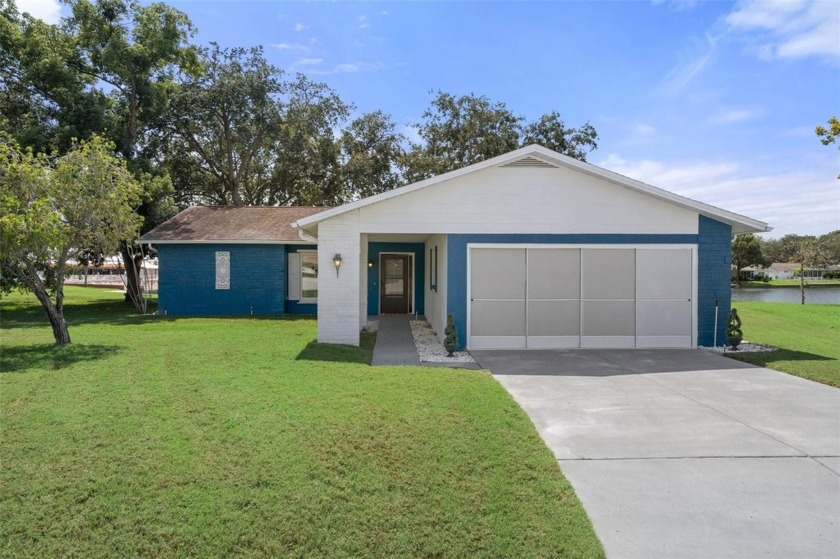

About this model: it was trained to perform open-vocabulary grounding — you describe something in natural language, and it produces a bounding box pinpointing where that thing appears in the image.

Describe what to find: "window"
[288,250,318,302]
[215,251,230,290]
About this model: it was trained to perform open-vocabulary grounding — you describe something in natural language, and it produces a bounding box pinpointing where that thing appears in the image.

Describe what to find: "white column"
[316,211,361,345]
[359,234,368,330]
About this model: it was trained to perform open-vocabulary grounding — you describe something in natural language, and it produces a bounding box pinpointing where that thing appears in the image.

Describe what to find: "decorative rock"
[701,342,778,354]
[409,320,476,363]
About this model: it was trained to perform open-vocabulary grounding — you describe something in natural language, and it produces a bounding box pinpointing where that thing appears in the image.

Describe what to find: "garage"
[468,245,695,349]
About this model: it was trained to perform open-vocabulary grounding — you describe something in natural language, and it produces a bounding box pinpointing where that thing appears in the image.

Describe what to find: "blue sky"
[21,0,840,237]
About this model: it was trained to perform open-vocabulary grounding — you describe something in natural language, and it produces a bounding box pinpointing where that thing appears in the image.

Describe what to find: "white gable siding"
[357,166,698,235]
[317,212,361,345]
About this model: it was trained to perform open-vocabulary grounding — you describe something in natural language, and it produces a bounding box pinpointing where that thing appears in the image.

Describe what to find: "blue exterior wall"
[446,233,700,350]
[697,216,732,347]
[285,245,318,315]
[157,243,318,316]
[367,242,425,316]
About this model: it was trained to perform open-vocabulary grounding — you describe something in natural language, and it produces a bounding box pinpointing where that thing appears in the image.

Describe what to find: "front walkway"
[474,349,840,559]
[370,316,420,366]
[370,316,481,368]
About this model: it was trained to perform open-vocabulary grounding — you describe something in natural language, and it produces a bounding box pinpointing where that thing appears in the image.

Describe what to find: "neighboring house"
[139,206,324,316]
[766,262,798,280]
[764,262,838,280]
[738,266,767,281]
[141,145,770,349]
[293,145,769,350]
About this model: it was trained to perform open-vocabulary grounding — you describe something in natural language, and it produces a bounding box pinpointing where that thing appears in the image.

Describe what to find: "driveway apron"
[473,349,840,559]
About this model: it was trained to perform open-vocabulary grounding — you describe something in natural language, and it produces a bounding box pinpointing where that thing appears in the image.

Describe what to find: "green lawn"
[1,287,603,558]
[739,279,840,287]
[727,301,840,387]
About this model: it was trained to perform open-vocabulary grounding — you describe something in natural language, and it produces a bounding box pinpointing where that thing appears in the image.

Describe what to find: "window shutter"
[288,252,301,300]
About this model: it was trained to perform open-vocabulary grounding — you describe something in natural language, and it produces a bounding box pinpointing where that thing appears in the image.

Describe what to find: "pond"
[732,286,840,304]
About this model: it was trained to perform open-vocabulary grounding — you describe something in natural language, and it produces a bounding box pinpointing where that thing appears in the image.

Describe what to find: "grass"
[726,301,840,387]
[1,287,603,558]
[739,279,840,287]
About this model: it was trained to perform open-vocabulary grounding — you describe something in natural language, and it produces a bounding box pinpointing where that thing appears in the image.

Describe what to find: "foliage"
[401,91,598,183]
[726,301,840,388]
[0,135,142,344]
[444,313,459,356]
[731,233,766,285]
[1,287,604,558]
[165,43,286,207]
[725,308,742,349]
[338,110,405,200]
[522,110,598,161]
[815,116,839,178]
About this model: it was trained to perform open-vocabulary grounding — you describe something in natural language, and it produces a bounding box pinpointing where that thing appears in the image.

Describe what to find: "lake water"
[732,286,840,304]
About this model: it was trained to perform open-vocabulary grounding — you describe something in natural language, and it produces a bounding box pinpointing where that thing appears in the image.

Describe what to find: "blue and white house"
[293,145,770,350]
[142,145,769,349]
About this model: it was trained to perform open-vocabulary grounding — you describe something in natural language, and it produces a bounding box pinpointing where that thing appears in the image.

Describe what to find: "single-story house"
[738,266,767,281]
[141,145,770,349]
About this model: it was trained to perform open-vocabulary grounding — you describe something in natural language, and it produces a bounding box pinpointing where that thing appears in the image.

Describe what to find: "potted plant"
[726,308,743,351]
[444,314,459,357]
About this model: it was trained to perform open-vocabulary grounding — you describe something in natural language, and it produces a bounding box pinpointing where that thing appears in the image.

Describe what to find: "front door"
[380,254,411,314]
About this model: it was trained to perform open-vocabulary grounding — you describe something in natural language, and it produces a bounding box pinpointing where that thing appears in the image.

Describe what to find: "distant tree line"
[732,231,840,304]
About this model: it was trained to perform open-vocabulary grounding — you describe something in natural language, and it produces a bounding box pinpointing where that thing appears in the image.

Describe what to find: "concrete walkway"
[370,316,420,366]
[474,349,840,559]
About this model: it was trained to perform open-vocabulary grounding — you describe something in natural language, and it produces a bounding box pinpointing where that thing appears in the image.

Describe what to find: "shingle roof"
[769,263,799,272]
[139,206,327,243]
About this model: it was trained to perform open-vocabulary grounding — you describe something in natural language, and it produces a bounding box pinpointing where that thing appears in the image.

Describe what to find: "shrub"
[726,308,743,350]
[444,314,459,356]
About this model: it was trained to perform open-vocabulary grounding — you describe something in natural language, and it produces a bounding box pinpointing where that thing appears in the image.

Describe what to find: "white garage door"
[469,247,693,350]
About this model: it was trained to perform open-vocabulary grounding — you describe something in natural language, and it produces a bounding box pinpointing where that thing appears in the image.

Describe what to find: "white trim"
[294,145,770,234]
[378,252,415,315]
[466,243,698,350]
[470,336,527,350]
[292,249,318,303]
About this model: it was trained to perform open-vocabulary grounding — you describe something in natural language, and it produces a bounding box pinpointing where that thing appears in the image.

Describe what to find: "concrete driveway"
[473,349,840,559]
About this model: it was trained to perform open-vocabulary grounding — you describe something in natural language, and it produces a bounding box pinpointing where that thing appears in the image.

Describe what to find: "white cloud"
[296,58,324,66]
[709,108,763,124]
[600,154,739,188]
[271,42,310,52]
[658,32,720,95]
[293,22,309,32]
[635,123,657,136]
[304,61,383,75]
[358,15,370,29]
[651,0,701,11]
[598,153,839,236]
[16,0,61,24]
[725,0,840,60]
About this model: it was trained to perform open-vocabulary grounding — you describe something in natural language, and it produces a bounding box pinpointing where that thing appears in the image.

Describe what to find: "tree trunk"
[800,265,806,305]
[120,242,144,311]
[29,278,71,345]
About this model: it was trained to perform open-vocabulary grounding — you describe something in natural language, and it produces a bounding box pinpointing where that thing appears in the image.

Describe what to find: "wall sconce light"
[368,259,374,268]
[333,253,342,277]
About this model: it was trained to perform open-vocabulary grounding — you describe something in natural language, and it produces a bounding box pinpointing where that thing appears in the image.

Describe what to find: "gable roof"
[294,144,771,235]
[139,206,326,244]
